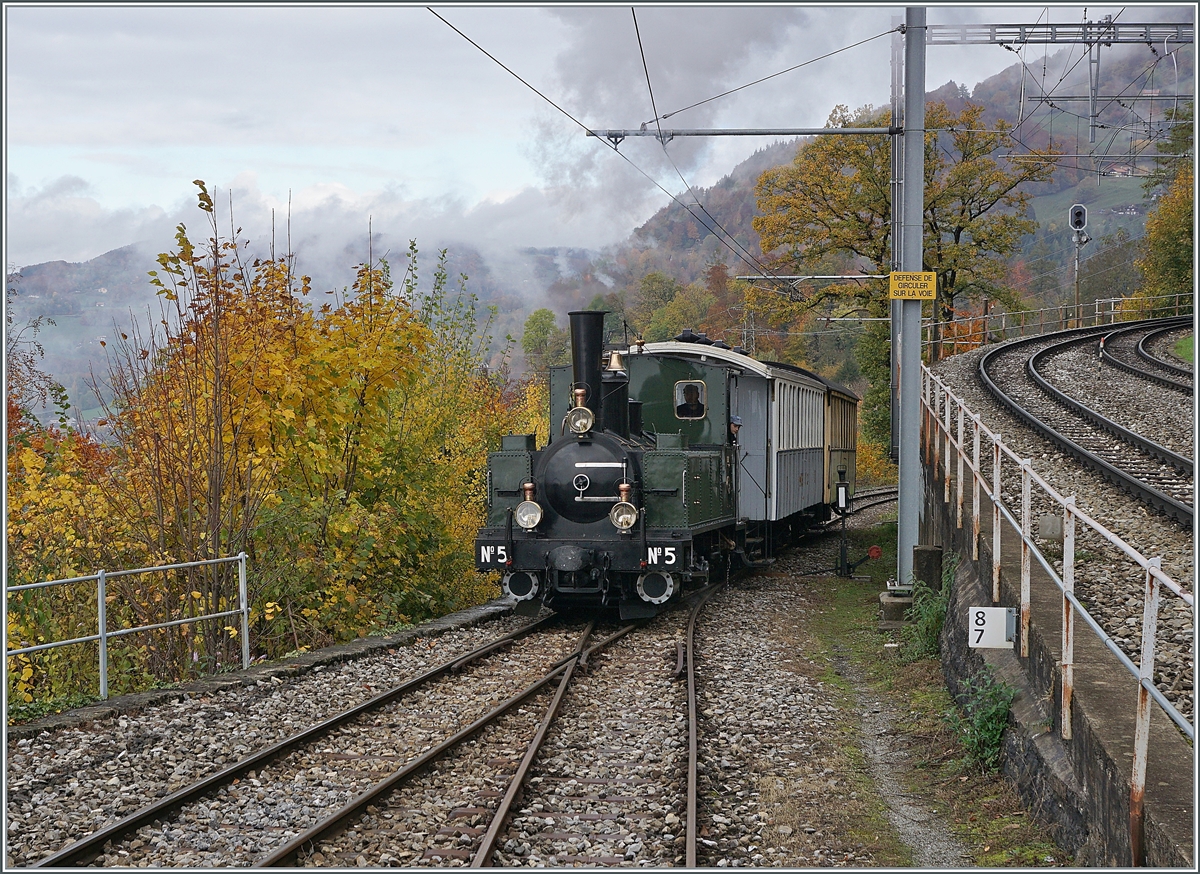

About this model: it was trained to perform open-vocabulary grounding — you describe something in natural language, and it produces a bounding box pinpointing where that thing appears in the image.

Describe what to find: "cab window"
[674,381,706,419]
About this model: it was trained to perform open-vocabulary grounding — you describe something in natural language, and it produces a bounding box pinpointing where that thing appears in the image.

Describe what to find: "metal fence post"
[992,434,1002,604]
[933,382,941,473]
[1020,460,1032,659]
[239,552,250,670]
[1130,556,1162,866]
[1061,497,1076,740]
[955,404,964,529]
[97,569,108,700]
[943,392,952,503]
[971,415,981,560]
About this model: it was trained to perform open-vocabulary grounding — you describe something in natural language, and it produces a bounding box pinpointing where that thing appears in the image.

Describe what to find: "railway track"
[30,591,723,868]
[1098,317,1194,392]
[32,615,569,867]
[978,318,1194,528]
[849,486,898,515]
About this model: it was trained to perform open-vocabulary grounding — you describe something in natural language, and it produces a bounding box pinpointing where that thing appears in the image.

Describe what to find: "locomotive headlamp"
[515,500,543,529]
[609,501,638,530]
[567,405,595,434]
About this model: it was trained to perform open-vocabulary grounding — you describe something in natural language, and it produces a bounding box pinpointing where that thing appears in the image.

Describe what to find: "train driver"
[676,383,705,418]
[729,414,742,444]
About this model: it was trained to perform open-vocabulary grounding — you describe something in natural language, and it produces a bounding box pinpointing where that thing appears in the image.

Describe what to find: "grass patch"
[7,690,98,725]
[800,520,1068,866]
[948,667,1017,771]
[1173,334,1194,363]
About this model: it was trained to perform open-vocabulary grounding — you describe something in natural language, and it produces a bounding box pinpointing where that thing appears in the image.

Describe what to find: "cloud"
[523,6,914,220]
[6,175,177,267]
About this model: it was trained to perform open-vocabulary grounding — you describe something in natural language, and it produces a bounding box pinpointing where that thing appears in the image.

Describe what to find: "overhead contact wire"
[643,26,900,127]
[430,6,797,295]
[631,7,786,289]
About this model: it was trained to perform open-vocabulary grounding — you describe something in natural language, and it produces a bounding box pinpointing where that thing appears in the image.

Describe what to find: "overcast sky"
[4,2,1191,292]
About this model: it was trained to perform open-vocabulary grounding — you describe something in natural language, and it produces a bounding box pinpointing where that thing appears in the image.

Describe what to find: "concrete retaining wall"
[921,462,1193,867]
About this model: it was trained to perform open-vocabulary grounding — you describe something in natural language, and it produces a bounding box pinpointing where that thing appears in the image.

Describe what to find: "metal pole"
[1020,459,1032,658]
[992,434,1002,603]
[1061,497,1076,740]
[971,415,980,560]
[97,570,108,700]
[956,405,964,530]
[1074,232,1081,328]
[239,552,250,669]
[890,16,904,461]
[1130,556,1162,865]
[897,6,926,588]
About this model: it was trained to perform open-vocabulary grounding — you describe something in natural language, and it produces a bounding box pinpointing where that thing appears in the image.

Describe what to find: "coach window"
[675,381,707,419]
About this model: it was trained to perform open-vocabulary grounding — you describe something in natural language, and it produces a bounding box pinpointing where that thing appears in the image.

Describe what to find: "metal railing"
[922,367,1193,864]
[922,291,1193,356]
[6,554,250,700]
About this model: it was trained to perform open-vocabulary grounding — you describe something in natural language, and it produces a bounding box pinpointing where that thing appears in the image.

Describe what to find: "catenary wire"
[631,8,664,144]
[641,26,901,127]
[429,7,798,296]
[628,10,785,286]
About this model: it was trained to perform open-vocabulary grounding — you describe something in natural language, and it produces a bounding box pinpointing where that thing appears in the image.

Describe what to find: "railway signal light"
[1069,204,1087,231]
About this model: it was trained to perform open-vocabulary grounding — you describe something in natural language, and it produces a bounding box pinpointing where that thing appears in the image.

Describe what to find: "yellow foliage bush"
[856,434,898,487]
[6,186,538,717]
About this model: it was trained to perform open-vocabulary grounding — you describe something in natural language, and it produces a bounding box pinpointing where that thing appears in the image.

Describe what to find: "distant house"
[1111,204,1142,216]
[1108,164,1134,178]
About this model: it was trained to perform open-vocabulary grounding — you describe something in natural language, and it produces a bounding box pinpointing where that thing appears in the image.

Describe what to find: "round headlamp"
[515,500,543,529]
[567,406,595,434]
[609,501,638,530]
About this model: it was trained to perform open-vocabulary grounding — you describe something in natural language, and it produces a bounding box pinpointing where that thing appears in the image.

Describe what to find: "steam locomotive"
[475,311,859,619]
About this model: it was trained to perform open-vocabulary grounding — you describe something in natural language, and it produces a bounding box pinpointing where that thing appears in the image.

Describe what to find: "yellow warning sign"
[889,271,937,300]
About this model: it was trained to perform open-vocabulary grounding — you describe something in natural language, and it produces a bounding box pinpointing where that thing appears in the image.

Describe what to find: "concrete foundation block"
[914,544,944,590]
[879,591,912,623]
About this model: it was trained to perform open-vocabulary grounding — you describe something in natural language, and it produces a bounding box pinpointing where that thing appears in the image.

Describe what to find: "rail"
[5,554,249,700]
[921,365,1193,864]
[922,291,1192,357]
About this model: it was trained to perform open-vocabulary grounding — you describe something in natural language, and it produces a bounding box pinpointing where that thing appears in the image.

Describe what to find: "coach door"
[730,373,769,522]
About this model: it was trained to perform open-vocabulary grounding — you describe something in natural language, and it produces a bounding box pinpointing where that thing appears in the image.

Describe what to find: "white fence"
[922,291,1193,356]
[922,366,1193,861]
[6,554,250,700]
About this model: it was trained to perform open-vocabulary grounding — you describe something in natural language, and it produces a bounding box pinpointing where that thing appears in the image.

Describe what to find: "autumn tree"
[92,182,310,674]
[754,102,1057,440]
[1143,101,1193,194]
[1136,163,1194,314]
[627,272,685,333]
[644,284,716,342]
[754,101,1057,329]
[521,308,570,374]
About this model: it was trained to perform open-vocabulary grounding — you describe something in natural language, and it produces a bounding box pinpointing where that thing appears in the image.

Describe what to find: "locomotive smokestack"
[569,310,607,424]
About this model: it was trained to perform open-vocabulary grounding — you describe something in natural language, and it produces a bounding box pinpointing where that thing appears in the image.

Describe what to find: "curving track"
[979,318,1194,528]
[1099,318,1194,392]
